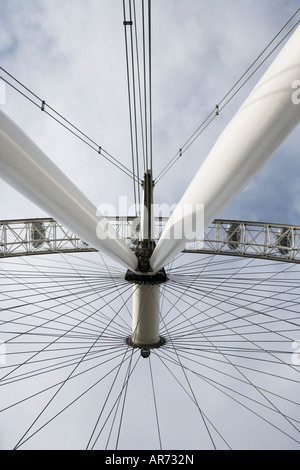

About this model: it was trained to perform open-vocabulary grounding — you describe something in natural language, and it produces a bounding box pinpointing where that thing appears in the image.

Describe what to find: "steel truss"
[0,217,299,263]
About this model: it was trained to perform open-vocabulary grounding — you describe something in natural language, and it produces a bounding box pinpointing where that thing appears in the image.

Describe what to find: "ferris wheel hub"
[126,335,166,351]
[124,171,168,352]
[125,267,168,284]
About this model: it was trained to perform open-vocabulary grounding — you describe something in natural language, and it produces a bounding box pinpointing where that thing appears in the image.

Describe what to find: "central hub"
[125,267,168,284]
[134,239,156,273]
[124,170,167,357]
[124,273,167,357]
[125,335,166,350]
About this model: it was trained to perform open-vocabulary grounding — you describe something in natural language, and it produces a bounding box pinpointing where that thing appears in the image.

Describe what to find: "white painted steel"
[131,284,160,347]
[151,25,300,273]
[0,109,138,271]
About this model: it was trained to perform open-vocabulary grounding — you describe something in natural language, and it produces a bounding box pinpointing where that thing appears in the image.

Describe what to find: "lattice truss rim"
[0,217,299,264]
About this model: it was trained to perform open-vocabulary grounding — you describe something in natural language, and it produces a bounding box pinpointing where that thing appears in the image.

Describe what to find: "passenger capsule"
[226,223,241,250]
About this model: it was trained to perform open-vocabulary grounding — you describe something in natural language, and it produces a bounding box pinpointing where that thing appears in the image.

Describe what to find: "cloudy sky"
[0,0,299,224]
[0,0,300,451]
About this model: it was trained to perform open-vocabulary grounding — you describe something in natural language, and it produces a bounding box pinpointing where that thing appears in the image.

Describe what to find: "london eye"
[0,1,300,450]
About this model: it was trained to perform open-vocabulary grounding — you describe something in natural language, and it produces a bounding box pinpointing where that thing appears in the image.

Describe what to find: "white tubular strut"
[0,109,138,271]
[150,25,300,273]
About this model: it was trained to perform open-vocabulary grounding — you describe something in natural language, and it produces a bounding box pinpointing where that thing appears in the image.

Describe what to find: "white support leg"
[130,283,161,348]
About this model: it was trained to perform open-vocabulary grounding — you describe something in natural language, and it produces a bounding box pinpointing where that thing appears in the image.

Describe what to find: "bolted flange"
[125,267,168,284]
